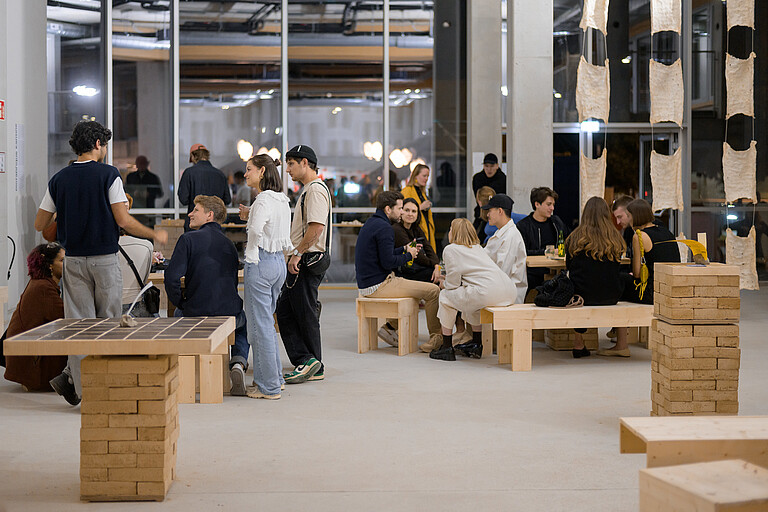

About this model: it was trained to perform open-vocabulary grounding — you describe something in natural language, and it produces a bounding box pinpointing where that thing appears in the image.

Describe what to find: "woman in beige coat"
[431,218,517,361]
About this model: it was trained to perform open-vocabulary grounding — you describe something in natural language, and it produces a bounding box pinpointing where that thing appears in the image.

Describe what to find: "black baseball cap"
[285,144,317,166]
[483,153,498,165]
[481,193,514,211]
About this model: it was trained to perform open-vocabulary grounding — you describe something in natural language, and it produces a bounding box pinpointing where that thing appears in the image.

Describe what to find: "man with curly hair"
[34,120,168,406]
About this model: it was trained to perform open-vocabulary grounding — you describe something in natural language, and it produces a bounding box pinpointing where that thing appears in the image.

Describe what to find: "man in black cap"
[471,153,506,224]
[178,143,230,231]
[276,144,332,384]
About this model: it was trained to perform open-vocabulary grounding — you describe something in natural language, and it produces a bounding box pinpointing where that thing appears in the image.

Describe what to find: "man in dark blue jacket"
[178,144,231,231]
[165,195,250,396]
[355,191,442,352]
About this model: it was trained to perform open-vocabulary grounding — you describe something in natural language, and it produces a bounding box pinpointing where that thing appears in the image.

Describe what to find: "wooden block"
[693,308,738,322]
[695,286,740,298]
[716,297,740,309]
[716,401,739,413]
[654,262,739,276]
[177,355,196,404]
[717,358,740,370]
[199,354,223,404]
[137,480,172,497]
[715,380,739,391]
[108,467,170,483]
[692,389,738,402]
[668,380,716,391]
[658,365,694,381]
[658,356,717,370]
[717,275,740,286]
[109,436,176,454]
[659,388,692,402]
[656,283,695,297]
[138,394,177,415]
[692,369,739,381]
[639,460,768,512]
[138,367,176,387]
[80,453,137,468]
[80,467,108,482]
[716,336,739,348]
[693,347,740,359]
[657,274,721,287]
[136,451,176,468]
[81,373,138,388]
[81,357,110,374]
[81,414,110,428]
[652,319,693,337]
[664,336,717,349]
[80,400,138,415]
[81,481,137,498]
[81,427,137,442]
[693,325,739,337]
[109,386,168,401]
[108,356,170,375]
[663,400,716,414]
[81,387,110,401]
[108,411,173,428]
[80,441,109,454]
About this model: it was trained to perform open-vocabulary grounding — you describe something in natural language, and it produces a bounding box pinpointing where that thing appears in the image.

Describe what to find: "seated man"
[612,194,635,260]
[482,194,527,303]
[355,191,443,353]
[515,186,569,295]
[165,195,250,396]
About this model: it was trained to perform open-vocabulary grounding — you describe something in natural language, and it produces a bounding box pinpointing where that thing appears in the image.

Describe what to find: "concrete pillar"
[467,0,502,215]
[137,61,172,204]
[506,0,553,213]
[0,0,48,305]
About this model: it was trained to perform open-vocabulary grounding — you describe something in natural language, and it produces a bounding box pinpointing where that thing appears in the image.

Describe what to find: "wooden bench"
[480,302,654,371]
[620,416,768,469]
[356,297,419,356]
[639,460,768,511]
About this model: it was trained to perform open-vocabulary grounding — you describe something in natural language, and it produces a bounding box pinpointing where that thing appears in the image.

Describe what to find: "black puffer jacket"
[515,213,569,256]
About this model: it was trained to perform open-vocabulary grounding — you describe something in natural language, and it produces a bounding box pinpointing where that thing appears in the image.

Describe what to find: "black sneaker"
[429,346,456,361]
[455,341,482,359]
[49,373,81,406]
[230,364,247,396]
[572,347,591,358]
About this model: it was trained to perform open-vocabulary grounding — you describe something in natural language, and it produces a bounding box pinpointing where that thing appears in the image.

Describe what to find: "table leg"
[177,355,196,404]
[510,328,533,371]
[198,355,223,404]
[79,355,179,502]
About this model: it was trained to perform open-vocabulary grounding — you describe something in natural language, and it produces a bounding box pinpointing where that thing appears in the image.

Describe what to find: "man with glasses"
[34,120,168,406]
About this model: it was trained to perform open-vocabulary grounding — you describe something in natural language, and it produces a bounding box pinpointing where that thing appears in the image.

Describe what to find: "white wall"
[1,0,49,308]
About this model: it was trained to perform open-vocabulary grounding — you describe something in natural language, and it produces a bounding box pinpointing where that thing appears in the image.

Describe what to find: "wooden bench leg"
[498,330,512,365]
[367,318,378,351]
[482,323,493,358]
[510,329,532,371]
[178,355,196,404]
[409,312,418,354]
[397,314,410,356]
[198,355,223,404]
[358,316,378,353]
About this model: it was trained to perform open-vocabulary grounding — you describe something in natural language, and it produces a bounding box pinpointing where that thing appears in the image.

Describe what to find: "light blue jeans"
[244,250,287,395]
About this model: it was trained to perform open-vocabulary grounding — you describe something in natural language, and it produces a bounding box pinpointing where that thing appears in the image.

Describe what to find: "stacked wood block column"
[80,355,179,501]
[544,328,598,350]
[650,263,741,416]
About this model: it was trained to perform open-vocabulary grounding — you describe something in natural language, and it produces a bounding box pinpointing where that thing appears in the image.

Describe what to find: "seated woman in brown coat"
[3,243,66,390]
[392,198,441,284]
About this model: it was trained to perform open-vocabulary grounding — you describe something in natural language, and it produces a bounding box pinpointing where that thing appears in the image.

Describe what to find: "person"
[401,163,436,251]
[430,218,517,361]
[356,191,443,352]
[620,199,681,307]
[118,194,154,317]
[276,145,332,384]
[471,153,506,224]
[237,155,293,400]
[473,186,497,242]
[3,243,66,391]
[612,195,635,260]
[481,194,528,303]
[125,155,163,209]
[164,195,249,395]
[178,143,231,231]
[392,198,441,284]
[34,120,168,406]
[233,170,252,207]
[565,197,629,358]
[516,186,569,293]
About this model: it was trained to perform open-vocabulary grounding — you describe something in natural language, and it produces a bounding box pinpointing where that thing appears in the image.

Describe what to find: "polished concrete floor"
[1,288,767,511]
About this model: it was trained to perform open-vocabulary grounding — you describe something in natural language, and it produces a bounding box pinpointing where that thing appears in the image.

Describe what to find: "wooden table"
[3,316,235,502]
[620,416,768,469]
[525,255,631,269]
[0,285,8,332]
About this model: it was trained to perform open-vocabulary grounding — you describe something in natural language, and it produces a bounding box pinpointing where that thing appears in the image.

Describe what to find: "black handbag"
[534,272,576,308]
[300,181,333,276]
[118,245,160,315]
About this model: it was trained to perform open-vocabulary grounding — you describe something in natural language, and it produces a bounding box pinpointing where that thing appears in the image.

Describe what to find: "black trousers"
[276,265,324,368]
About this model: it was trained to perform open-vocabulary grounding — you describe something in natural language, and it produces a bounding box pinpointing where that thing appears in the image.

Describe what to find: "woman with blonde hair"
[430,218,517,361]
[565,196,628,358]
[474,185,498,242]
[401,163,436,250]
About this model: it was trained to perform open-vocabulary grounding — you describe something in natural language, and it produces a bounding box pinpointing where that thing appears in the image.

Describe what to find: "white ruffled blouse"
[244,190,294,264]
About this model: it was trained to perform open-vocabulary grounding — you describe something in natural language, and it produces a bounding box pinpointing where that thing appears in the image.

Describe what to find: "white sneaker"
[230,363,246,396]
[378,323,399,347]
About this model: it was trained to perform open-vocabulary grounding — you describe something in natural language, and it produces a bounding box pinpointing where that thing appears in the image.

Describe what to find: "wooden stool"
[177,332,235,404]
[639,459,768,511]
[356,297,419,356]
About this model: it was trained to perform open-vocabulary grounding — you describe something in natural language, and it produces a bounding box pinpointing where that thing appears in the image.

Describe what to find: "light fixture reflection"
[363,141,383,162]
[237,140,254,161]
[73,85,99,97]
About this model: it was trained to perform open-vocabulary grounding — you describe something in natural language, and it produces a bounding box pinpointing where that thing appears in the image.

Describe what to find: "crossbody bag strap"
[300,181,333,255]
[118,245,147,288]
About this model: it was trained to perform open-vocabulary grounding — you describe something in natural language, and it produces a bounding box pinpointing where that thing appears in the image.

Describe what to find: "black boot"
[455,331,483,359]
[429,334,456,361]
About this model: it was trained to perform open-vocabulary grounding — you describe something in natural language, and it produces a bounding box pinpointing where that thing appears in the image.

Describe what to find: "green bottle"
[406,239,417,267]
[557,230,565,257]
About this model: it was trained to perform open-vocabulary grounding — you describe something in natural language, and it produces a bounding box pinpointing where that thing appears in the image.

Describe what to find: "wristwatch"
[292,249,302,257]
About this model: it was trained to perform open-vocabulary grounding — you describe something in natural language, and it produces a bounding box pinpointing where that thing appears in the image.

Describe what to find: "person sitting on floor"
[516,186,569,295]
[392,197,441,284]
[355,191,443,353]
[431,218,518,361]
[565,197,630,358]
[3,243,67,391]
[164,195,250,396]
[620,199,681,307]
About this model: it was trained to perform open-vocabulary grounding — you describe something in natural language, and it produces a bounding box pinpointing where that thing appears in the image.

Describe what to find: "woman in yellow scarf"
[401,163,436,251]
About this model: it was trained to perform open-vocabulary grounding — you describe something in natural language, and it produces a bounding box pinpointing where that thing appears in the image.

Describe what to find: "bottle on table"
[557,230,565,257]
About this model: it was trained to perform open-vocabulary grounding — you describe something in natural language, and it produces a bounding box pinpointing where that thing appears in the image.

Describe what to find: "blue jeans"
[244,250,286,395]
[174,308,248,370]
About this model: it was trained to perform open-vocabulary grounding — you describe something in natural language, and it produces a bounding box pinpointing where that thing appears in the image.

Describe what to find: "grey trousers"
[61,253,123,396]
